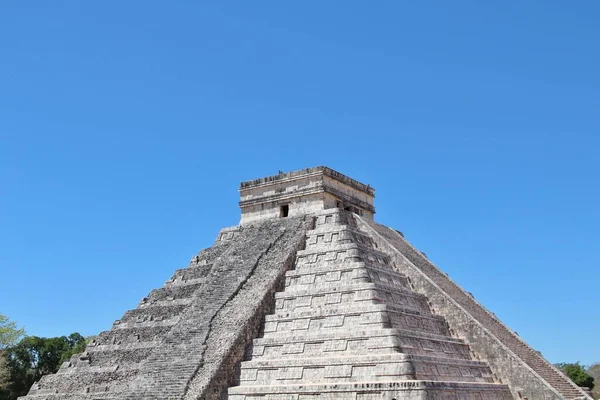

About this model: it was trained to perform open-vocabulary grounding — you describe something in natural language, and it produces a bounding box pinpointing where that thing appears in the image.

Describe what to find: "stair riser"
[305,229,376,250]
[229,386,513,400]
[285,269,411,291]
[275,289,430,314]
[251,336,401,359]
[239,361,415,385]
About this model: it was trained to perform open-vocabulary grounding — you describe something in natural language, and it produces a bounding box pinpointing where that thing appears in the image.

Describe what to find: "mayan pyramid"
[21,167,590,400]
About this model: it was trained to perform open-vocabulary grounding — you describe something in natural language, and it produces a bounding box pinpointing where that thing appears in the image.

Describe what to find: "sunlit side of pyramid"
[21,167,591,400]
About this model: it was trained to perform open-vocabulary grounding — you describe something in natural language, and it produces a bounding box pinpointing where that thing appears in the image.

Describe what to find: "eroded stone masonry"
[21,167,591,400]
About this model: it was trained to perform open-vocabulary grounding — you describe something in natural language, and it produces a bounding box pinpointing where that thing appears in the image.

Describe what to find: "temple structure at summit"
[21,167,591,400]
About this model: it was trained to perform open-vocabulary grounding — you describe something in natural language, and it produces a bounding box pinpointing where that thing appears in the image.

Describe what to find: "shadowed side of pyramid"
[19,167,591,400]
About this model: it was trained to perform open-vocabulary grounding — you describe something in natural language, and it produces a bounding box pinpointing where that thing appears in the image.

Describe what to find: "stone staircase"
[18,163,587,400]
[362,219,591,400]
[21,243,232,400]
[21,217,311,400]
[229,209,513,399]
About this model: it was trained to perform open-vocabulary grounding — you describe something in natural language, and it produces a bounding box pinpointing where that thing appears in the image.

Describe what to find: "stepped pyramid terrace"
[21,166,591,400]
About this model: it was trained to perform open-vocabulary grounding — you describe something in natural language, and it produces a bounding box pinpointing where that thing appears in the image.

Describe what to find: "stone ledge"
[228,380,512,398]
[296,241,389,259]
[239,166,374,196]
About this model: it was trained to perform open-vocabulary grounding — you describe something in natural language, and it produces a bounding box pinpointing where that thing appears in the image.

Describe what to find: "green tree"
[0,315,25,350]
[588,363,600,399]
[58,333,87,365]
[0,350,11,400]
[556,362,595,389]
[1,333,87,400]
[0,315,25,400]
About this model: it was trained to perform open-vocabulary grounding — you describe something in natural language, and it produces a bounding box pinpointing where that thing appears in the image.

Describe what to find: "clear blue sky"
[1,2,598,366]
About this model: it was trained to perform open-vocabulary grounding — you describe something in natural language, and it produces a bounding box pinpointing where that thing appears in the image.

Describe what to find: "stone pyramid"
[21,167,591,400]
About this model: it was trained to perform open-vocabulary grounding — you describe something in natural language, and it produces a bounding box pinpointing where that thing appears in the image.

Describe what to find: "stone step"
[82,347,154,368]
[279,277,415,296]
[305,225,376,250]
[33,369,137,395]
[285,262,411,291]
[393,329,472,360]
[270,301,430,320]
[286,260,405,280]
[314,209,359,228]
[264,307,388,333]
[137,297,193,308]
[164,276,209,288]
[144,281,204,303]
[238,353,494,385]
[249,328,401,359]
[19,394,119,400]
[265,302,447,335]
[87,340,160,352]
[94,325,173,346]
[238,353,415,385]
[274,282,431,314]
[252,324,472,362]
[286,261,368,285]
[228,380,514,400]
[188,244,229,267]
[307,223,365,235]
[280,277,421,300]
[410,355,495,383]
[214,225,243,243]
[118,303,188,324]
[296,243,392,269]
[111,316,179,330]
[364,265,412,289]
[164,263,214,286]
[385,304,450,335]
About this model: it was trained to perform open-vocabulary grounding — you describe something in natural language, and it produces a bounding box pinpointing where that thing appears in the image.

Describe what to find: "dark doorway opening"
[280,204,289,218]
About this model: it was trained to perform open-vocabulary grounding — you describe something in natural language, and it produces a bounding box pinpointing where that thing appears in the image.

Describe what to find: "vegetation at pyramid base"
[588,363,600,399]
[0,315,25,351]
[555,362,595,390]
[0,318,89,400]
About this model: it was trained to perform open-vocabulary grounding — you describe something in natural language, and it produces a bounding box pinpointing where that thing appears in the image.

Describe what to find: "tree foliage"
[0,351,10,400]
[0,315,25,350]
[588,363,600,399]
[556,362,595,389]
[0,333,87,400]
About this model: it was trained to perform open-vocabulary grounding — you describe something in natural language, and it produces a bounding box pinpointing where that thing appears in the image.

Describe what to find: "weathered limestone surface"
[357,217,591,400]
[228,209,513,399]
[239,166,375,223]
[20,216,311,400]
[20,166,591,400]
